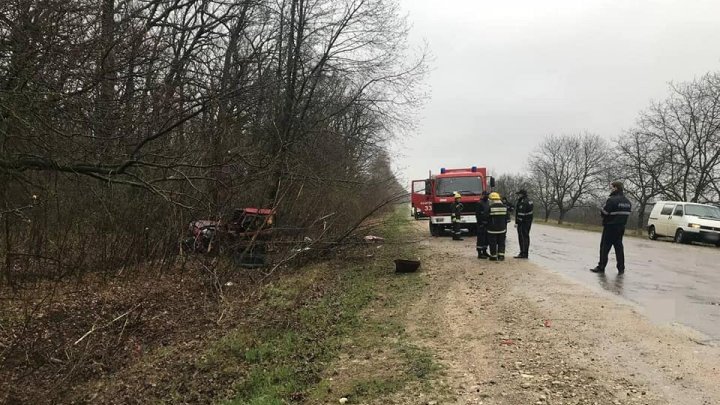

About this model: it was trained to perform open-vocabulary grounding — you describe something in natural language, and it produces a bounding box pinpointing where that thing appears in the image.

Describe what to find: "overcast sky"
[391,0,720,184]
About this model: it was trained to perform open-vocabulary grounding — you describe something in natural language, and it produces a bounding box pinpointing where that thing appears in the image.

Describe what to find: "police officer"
[451,191,464,241]
[475,191,490,258]
[514,189,534,259]
[485,192,510,261]
[590,181,632,274]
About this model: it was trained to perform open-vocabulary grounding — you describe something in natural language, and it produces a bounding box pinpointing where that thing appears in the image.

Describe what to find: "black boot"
[478,249,489,259]
[589,266,605,273]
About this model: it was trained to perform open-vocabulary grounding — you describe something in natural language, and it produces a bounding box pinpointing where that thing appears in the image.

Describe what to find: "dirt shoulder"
[384,221,720,405]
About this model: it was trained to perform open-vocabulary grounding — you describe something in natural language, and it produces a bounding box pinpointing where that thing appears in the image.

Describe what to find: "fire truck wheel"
[429,223,440,237]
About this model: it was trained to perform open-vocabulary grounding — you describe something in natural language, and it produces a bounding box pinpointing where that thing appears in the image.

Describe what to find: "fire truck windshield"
[436,177,483,196]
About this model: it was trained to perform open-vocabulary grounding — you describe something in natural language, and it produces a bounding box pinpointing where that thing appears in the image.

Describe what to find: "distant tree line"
[0,0,425,284]
[500,72,720,229]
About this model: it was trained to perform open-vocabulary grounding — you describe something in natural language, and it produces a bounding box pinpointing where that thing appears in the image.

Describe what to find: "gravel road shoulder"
[388,222,720,405]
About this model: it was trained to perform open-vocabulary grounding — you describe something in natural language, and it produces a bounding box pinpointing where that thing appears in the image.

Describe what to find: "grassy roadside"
[203,207,439,404]
[1,208,439,404]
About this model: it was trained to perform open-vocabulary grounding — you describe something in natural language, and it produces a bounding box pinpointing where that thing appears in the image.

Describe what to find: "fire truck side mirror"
[489,176,496,189]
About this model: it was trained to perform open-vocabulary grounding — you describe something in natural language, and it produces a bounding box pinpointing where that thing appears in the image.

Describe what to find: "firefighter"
[475,191,490,258]
[486,192,510,261]
[451,191,463,240]
[590,181,632,274]
[514,189,534,259]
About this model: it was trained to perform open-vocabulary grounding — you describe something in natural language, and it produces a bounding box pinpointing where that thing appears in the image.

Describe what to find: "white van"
[647,201,720,246]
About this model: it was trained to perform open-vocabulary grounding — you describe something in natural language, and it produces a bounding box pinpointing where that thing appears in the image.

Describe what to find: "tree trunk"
[558,210,566,224]
[636,206,646,231]
[95,0,116,154]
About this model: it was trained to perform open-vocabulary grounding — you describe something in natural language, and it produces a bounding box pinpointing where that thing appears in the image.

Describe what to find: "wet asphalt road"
[516,223,720,341]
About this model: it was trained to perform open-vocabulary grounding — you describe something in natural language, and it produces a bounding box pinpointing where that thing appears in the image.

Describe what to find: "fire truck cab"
[412,167,494,236]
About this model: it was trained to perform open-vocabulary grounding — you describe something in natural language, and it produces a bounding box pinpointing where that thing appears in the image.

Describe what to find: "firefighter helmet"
[489,192,501,200]
[453,191,461,199]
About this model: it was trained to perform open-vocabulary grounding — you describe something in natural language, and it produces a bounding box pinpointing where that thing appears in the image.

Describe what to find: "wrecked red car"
[181,208,275,267]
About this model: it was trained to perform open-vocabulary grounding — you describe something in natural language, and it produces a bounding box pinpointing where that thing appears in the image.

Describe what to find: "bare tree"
[529,133,610,224]
[0,0,426,279]
[635,73,720,203]
[528,162,556,222]
[616,130,663,230]
[494,173,529,205]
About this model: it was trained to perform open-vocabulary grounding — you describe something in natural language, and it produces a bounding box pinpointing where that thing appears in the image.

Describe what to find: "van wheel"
[648,225,657,240]
[674,229,686,244]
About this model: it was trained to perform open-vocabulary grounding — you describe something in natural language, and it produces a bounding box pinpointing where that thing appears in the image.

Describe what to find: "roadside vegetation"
[1,208,440,404]
[1,1,427,402]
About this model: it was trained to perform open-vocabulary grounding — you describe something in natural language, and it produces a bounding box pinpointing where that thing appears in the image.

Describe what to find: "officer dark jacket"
[515,196,534,223]
[601,190,632,226]
[452,200,464,222]
[476,197,490,226]
[486,200,510,234]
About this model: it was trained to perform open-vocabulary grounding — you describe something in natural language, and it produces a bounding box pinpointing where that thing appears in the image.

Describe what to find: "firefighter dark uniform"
[485,192,510,261]
[475,191,490,258]
[514,189,534,259]
[451,192,464,241]
[591,182,632,274]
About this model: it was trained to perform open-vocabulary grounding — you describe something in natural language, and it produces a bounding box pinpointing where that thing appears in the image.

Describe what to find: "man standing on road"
[451,191,464,241]
[485,192,510,261]
[475,191,490,259]
[514,189,534,259]
[590,181,632,274]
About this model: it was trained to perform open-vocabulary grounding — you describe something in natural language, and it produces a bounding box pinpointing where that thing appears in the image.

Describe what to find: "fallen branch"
[74,303,143,346]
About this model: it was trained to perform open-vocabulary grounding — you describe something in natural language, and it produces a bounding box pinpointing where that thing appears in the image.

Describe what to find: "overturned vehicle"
[181,208,275,267]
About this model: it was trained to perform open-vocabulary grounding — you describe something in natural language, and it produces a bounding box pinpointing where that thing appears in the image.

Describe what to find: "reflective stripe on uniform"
[517,212,533,216]
[490,207,506,213]
[487,229,507,234]
[609,211,631,216]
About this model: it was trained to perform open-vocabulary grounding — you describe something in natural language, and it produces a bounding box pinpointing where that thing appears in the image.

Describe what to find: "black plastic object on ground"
[394,259,421,273]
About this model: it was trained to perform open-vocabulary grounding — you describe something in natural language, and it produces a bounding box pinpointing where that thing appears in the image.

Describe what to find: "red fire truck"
[411,167,494,236]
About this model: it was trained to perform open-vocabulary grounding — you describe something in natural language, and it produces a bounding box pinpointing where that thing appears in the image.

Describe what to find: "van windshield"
[685,204,720,219]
